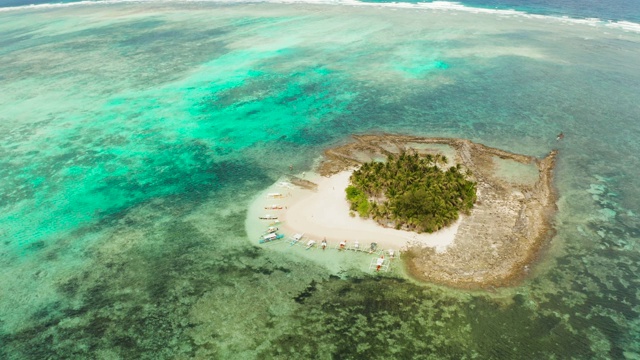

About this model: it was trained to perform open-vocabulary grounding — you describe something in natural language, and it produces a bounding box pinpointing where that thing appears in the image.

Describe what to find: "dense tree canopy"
[345,152,476,233]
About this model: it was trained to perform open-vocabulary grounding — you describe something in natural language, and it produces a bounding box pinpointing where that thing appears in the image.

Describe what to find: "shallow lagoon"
[1,2,640,358]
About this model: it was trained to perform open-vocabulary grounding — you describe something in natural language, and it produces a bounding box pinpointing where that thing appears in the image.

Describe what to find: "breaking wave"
[1,0,640,33]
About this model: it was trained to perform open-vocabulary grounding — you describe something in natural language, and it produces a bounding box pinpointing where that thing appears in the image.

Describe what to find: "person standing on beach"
[321,238,327,250]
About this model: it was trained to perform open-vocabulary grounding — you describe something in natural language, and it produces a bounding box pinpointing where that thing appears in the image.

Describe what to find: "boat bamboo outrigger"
[259,214,278,220]
[264,204,284,210]
[289,233,304,246]
[259,233,284,244]
[267,193,284,198]
[370,256,390,272]
[305,239,316,250]
[265,226,278,234]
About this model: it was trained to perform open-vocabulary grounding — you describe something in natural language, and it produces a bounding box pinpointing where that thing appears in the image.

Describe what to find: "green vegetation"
[346,152,476,233]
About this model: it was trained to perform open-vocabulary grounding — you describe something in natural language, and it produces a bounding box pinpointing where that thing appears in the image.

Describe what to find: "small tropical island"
[346,152,477,233]
[247,134,558,288]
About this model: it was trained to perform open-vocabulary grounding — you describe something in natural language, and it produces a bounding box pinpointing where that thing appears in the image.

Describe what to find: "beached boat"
[305,239,317,250]
[259,214,278,220]
[289,233,304,246]
[370,256,390,272]
[259,233,284,244]
[267,192,284,198]
[352,240,360,252]
[266,226,278,234]
[264,204,284,210]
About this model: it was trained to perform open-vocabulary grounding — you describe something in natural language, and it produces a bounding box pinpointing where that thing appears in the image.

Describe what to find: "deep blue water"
[1,0,639,23]
[360,0,640,22]
[460,0,640,22]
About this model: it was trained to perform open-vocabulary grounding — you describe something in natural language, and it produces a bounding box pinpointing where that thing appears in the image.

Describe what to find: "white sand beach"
[247,170,460,253]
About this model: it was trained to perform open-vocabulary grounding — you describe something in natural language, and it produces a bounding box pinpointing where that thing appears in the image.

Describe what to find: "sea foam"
[1,0,639,34]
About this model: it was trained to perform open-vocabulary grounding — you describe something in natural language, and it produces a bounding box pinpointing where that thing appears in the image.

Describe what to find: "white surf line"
[1,0,638,33]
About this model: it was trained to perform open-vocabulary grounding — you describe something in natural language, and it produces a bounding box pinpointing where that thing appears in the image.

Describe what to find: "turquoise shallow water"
[1,2,640,359]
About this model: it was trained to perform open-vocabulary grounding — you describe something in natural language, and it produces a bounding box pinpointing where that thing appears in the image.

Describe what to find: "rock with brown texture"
[318,134,558,288]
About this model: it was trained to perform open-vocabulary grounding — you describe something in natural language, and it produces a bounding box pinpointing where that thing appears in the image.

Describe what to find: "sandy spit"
[247,171,459,253]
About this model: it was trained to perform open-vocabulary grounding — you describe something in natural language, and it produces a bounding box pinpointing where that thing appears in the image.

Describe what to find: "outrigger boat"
[289,233,304,246]
[305,239,317,250]
[264,204,284,210]
[259,233,284,244]
[369,256,390,272]
[267,192,284,198]
[265,226,278,234]
[259,214,278,220]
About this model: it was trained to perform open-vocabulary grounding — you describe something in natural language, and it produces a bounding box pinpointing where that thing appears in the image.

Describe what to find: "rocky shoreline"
[318,134,558,288]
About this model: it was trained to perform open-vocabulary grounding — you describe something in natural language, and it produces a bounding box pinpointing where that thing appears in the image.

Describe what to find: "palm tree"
[425,154,434,164]
[347,149,476,230]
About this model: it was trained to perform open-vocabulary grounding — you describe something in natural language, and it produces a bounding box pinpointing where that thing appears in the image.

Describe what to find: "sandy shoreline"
[247,134,558,288]
[247,171,460,254]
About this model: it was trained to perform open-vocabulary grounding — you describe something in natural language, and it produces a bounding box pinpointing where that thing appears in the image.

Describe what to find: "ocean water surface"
[1,1,640,359]
[2,0,640,23]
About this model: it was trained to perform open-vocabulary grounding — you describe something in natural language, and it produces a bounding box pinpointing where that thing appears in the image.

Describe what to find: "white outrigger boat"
[265,226,278,234]
[259,232,284,244]
[267,192,284,198]
[259,214,278,220]
[370,256,390,272]
[277,181,293,189]
[289,233,304,246]
[264,204,284,210]
[305,239,317,250]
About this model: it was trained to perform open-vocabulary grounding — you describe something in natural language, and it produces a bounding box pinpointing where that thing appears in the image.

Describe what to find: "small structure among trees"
[345,152,476,233]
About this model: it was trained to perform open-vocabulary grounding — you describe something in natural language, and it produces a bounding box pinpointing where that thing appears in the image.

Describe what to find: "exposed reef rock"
[288,176,318,191]
[318,134,558,288]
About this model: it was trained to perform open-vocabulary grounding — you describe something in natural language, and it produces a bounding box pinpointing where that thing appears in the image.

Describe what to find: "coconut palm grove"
[346,152,477,233]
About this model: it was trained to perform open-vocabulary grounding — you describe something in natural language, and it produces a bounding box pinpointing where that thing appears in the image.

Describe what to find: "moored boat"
[259,233,284,244]
[264,204,284,210]
[305,239,317,250]
[289,233,304,246]
[266,226,278,234]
